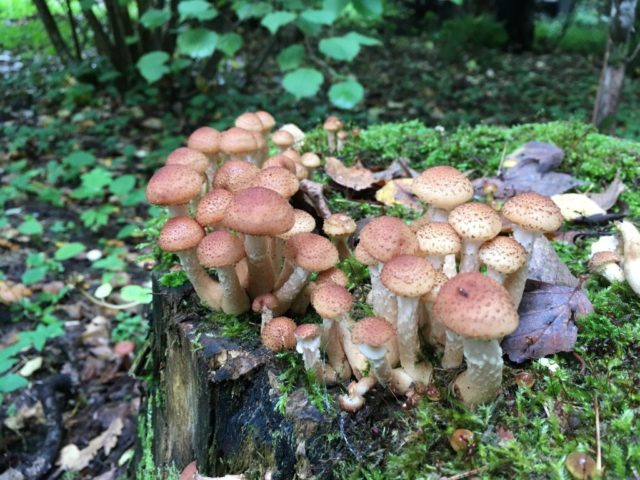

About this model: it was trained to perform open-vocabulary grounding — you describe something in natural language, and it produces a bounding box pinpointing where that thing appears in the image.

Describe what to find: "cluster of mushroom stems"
[146,112,567,410]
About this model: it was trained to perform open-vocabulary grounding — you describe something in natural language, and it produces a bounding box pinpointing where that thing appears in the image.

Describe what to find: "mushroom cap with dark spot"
[195,188,233,227]
[187,127,220,155]
[311,282,353,319]
[284,232,339,272]
[359,216,417,263]
[158,216,204,252]
[502,192,564,233]
[478,236,527,274]
[416,222,462,256]
[262,317,297,351]
[146,165,204,206]
[381,254,436,297]
[165,147,210,175]
[224,186,294,236]
[352,317,395,347]
[197,230,245,268]
[412,166,474,210]
[448,202,502,242]
[212,160,259,192]
[433,272,518,340]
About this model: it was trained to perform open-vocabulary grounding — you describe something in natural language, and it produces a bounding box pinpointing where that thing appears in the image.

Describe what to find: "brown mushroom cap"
[197,230,245,268]
[380,254,436,297]
[284,232,339,272]
[411,166,474,210]
[421,269,449,303]
[359,216,418,263]
[165,147,210,175]
[146,165,204,206]
[212,159,259,193]
[220,127,258,154]
[310,282,353,319]
[448,202,502,242]
[261,316,297,351]
[316,267,349,287]
[433,272,518,340]
[256,110,276,132]
[351,317,395,347]
[295,323,321,340]
[195,188,233,227]
[588,251,622,271]
[224,186,295,236]
[263,154,297,173]
[277,209,316,240]
[158,216,205,252]
[353,242,378,266]
[187,126,221,155]
[301,152,321,168]
[251,166,299,198]
[502,192,564,233]
[252,293,279,313]
[323,213,357,238]
[272,130,294,149]
[235,112,264,133]
[478,236,527,274]
[416,222,462,256]
[323,116,342,132]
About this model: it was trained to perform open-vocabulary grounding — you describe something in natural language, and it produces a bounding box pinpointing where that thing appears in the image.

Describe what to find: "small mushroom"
[478,236,527,284]
[588,251,624,283]
[323,213,357,260]
[294,323,337,384]
[252,293,279,334]
[261,316,297,351]
[411,166,474,222]
[146,165,204,217]
[351,317,396,387]
[618,220,640,295]
[323,116,342,153]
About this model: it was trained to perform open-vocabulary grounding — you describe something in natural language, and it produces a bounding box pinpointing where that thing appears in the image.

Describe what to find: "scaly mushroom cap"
[277,209,316,240]
[284,232,339,272]
[272,130,295,149]
[353,242,378,266]
[197,230,246,268]
[301,152,321,168]
[352,317,395,347]
[262,316,297,351]
[588,251,622,271]
[212,160,259,192]
[235,112,264,133]
[433,272,518,340]
[359,216,418,263]
[502,192,564,233]
[263,154,297,173]
[380,254,436,297]
[478,236,527,274]
[195,188,233,227]
[251,166,299,198]
[323,116,342,132]
[421,269,449,303]
[256,110,276,132]
[165,147,210,175]
[158,216,205,252]
[323,213,356,238]
[295,323,321,341]
[252,293,279,313]
[187,126,221,155]
[448,202,502,242]
[411,166,474,210]
[311,282,353,319]
[220,127,258,154]
[146,165,204,206]
[224,187,295,236]
[316,267,349,287]
[416,222,462,256]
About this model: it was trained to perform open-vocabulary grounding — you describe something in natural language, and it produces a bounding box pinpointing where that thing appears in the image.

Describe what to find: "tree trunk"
[592,0,638,130]
[146,275,396,479]
[32,0,72,63]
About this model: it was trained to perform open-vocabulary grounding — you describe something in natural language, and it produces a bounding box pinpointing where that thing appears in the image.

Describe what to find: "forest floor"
[1,16,640,480]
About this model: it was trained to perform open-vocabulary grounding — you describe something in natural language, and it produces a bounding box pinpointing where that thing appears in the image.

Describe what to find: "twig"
[78,288,142,310]
[299,179,332,219]
[595,395,602,473]
[626,42,640,62]
[440,466,487,480]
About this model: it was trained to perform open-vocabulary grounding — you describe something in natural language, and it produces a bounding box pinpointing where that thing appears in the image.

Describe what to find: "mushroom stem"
[511,227,537,255]
[486,269,506,283]
[323,318,352,380]
[357,344,392,387]
[600,263,625,283]
[168,204,190,217]
[426,255,443,271]
[618,220,640,295]
[442,330,464,369]
[217,266,250,314]
[443,254,457,278]
[260,308,273,334]
[244,234,276,298]
[459,239,483,273]
[336,314,368,378]
[339,376,376,412]
[429,207,449,222]
[176,250,222,310]
[453,338,504,407]
[396,296,432,385]
[274,266,310,312]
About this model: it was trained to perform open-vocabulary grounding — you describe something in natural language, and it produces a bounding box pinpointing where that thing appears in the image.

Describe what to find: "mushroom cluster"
[146,114,565,410]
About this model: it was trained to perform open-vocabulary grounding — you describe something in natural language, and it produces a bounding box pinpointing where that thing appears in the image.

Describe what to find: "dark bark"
[63,0,82,60]
[32,0,72,63]
[104,0,134,73]
[495,0,536,52]
[592,0,639,129]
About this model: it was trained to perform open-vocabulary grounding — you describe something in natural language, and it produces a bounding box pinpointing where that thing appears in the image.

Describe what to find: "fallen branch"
[299,179,332,219]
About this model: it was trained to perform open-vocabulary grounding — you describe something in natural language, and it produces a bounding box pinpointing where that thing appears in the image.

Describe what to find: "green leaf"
[117,225,139,239]
[109,175,137,196]
[352,0,383,18]
[344,31,381,46]
[329,79,365,109]
[160,271,188,287]
[217,33,243,57]
[72,167,113,199]
[300,9,336,24]
[95,283,113,299]
[178,0,218,21]
[276,44,304,71]
[139,8,170,29]
[261,11,296,34]
[18,217,43,236]
[323,0,349,15]
[121,285,153,304]
[319,35,360,61]
[64,151,95,169]
[0,374,28,393]
[92,254,126,271]
[54,242,86,261]
[136,51,170,83]
[20,323,64,351]
[282,68,324,98]
[21,266,48,285]
[234,1,272,20]
[177,28,218,58]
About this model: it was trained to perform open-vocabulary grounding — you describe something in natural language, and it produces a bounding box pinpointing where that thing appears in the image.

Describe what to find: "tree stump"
[148,275,399,479]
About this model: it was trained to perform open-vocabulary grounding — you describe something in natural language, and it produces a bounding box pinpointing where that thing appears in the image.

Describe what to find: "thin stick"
[78,288,142,310]
[441,466,487,480]
[595,395,602,473]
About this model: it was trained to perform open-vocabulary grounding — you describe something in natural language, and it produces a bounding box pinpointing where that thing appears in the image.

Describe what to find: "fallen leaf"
[18,356,43,377]
[3,401,44,431]
[588,171,625,210]
[57,417,124,471]
[325,157,377,191]
[371,158,418,181]
[502,141,565,170]
[375,179,422,211]
[0,281,32,304]
[502,280,593,363]
[551,194,606,221]
[527,236,578,287]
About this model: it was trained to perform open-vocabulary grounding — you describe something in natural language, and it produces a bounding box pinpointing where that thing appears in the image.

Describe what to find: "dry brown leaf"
[0,281,32,305]
[3,401,44,431]
[588,171,625,210]
[375,179,422,211]
[551,194,606,221]
[325,157,376,191]
[0,237,19,251]
[57,417,123,471]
